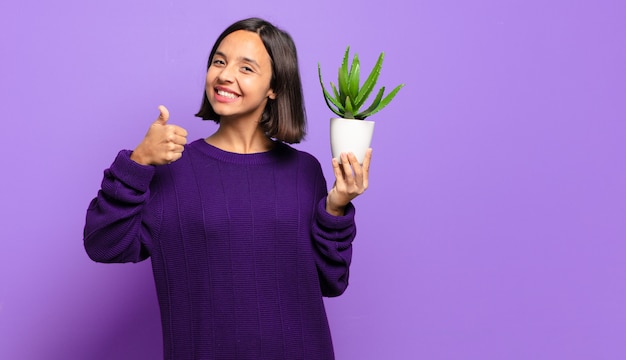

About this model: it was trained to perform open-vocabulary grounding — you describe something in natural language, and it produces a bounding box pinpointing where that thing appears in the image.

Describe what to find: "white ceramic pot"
[330,117,375,164]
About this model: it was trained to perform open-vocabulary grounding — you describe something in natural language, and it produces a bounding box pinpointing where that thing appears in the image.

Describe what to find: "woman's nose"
[216,65,235,82]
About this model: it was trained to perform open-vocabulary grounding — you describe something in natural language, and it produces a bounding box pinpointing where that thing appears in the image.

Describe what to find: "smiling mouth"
[216,89,239,99]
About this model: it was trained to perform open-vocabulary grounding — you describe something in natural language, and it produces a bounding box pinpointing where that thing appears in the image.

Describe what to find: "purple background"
[2,0,626,359]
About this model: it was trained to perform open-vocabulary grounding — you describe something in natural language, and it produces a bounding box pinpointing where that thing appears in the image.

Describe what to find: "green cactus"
[318,46,404,120]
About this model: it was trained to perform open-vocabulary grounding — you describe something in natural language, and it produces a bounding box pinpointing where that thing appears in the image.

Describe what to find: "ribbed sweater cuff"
[109,150,156,192]
[316,197,355,230]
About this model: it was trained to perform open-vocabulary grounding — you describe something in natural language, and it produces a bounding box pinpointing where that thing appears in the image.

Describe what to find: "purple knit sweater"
[84,139,356,360]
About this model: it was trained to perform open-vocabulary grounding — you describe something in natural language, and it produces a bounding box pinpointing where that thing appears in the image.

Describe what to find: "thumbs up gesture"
[130,105,189,166]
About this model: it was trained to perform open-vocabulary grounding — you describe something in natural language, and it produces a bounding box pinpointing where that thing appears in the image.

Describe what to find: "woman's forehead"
[216,30,270,62]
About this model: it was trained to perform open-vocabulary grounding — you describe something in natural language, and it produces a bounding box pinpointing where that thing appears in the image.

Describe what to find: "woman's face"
[206,30,276,122]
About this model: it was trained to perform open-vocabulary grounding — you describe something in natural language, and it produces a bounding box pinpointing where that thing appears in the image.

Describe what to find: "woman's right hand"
[130,105,188,166]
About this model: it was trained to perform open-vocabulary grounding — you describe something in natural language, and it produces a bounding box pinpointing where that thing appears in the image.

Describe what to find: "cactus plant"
[318,46,404,120]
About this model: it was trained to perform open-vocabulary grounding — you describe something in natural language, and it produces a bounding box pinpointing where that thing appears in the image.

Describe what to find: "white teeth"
[217,90,238,99]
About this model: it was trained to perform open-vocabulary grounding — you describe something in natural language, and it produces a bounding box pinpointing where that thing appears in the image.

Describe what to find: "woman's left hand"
[326,148,372,216]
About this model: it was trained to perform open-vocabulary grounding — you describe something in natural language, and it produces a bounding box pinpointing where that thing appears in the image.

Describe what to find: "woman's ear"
[268,90,276,100]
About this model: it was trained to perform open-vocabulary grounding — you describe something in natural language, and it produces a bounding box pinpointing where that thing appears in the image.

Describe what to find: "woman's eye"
[242,66,253,72]
[212,59,225,66]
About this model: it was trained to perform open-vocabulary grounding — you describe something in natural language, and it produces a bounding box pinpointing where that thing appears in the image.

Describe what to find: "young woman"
[84,17,372,359]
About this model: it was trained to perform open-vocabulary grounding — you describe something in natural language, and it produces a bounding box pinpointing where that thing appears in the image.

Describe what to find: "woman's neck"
[205,121,273,154]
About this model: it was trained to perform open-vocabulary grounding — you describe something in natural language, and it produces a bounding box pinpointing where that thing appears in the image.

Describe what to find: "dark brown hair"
[195,18,307,143]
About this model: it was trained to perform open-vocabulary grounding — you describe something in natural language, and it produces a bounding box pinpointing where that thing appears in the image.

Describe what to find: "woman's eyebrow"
[241,57,260,68]
[214,51,260,68]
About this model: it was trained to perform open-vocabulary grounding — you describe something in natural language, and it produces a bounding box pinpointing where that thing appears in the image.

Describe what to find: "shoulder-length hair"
[195,18,307,144]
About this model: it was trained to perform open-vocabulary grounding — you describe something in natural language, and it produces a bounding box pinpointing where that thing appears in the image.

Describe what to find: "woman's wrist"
[325,197,346,216]
[130,146,151,166]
